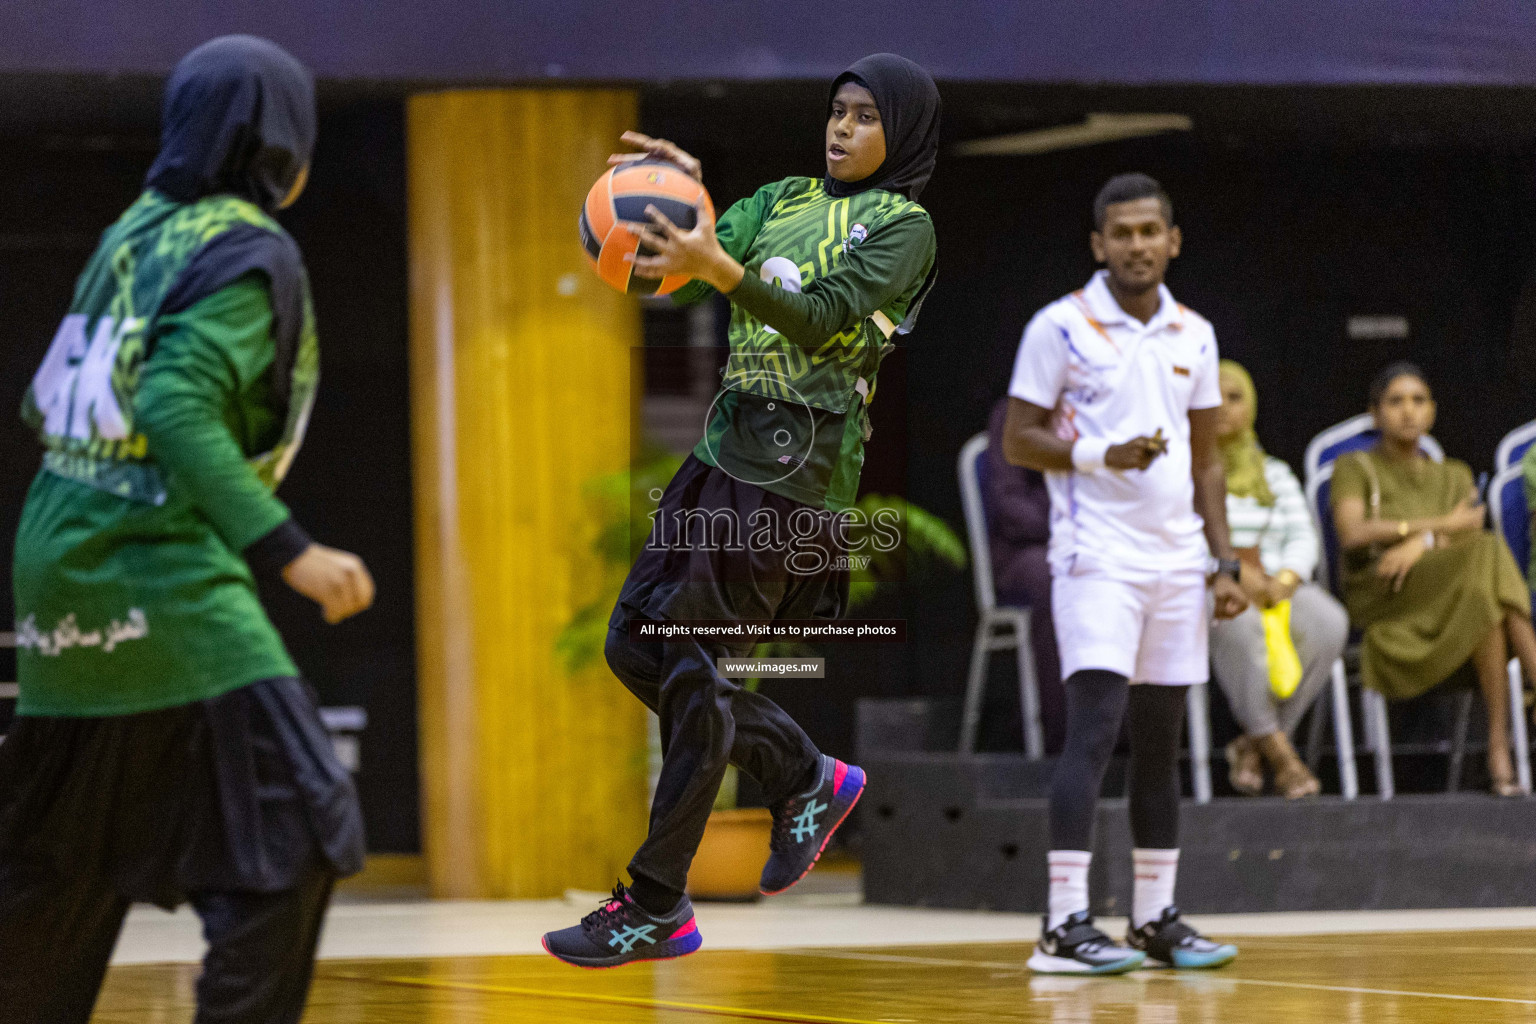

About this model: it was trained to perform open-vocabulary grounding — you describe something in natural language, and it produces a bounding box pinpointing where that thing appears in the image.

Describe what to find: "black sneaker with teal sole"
[542,883,702,968]
[1027,912,1146,975]
[1126,906,1238,969]
[759,755,867,896]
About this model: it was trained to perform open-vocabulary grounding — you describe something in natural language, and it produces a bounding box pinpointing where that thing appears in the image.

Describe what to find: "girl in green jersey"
[1,37,371,1024]
[545,53,939,969]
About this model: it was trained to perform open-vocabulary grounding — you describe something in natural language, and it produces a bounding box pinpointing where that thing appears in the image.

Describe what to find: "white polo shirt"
[1008,270,1221,575]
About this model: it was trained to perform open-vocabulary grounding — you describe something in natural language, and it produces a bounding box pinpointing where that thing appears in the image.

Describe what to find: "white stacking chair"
[1304,463,1391,800]
[1489,464,1534,795]
[957,432,1044,760]
[1184,682,1214,804]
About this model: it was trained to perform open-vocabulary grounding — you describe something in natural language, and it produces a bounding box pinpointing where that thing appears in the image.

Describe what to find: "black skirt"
[610,454,849,655]
[0,677,364,908]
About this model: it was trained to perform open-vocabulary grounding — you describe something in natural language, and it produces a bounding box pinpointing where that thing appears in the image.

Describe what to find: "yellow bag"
[1262,600,1304,699]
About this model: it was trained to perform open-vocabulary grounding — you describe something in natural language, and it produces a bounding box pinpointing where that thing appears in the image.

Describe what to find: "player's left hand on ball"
[608,131,703,182]
[282,543,376,624]
[630,205,725,282]
[1211,573,1249,620]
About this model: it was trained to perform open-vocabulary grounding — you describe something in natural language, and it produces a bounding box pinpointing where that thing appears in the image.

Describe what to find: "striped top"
[1225,456,1318,579]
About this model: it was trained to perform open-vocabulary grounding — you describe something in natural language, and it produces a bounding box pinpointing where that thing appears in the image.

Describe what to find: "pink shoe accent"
[832,759,848,794]
[668,918,698,939]
[543,931,701,970]
[760,767,867,896]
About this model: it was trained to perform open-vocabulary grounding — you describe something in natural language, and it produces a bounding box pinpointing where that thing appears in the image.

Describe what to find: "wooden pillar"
[408,89,648,898]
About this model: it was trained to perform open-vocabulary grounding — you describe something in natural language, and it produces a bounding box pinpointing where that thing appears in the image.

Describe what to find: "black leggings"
[1048,670,1187,851]
[604,627,821,908]
[0,859,334,1024]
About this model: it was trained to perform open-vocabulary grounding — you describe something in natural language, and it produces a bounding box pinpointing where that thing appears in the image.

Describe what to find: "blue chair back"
[1305,416,1441,598]
[1305,467,1342,596]
[1491,464,1530,579]
[1496,420,1536,473]
[1304,413,1444,485]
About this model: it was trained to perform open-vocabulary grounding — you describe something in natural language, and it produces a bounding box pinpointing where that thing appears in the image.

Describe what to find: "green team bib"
[21,191,317,504]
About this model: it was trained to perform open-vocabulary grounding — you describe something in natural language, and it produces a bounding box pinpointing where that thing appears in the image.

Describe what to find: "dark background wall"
[5,80,1536,848]
[261,99,417,851]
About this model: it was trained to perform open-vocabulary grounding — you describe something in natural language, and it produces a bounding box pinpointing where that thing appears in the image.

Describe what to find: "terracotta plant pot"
[686,807,771,900]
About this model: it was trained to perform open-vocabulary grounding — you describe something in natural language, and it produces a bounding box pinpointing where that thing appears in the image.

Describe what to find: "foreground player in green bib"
[1,37,372,1024]
[544,53,938,968]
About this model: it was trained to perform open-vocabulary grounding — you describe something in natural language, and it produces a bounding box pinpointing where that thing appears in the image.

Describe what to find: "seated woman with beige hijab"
[1211,361,1349,798]
[1332,362,1536,797]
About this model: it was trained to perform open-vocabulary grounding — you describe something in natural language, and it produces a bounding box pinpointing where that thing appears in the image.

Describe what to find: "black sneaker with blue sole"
[542,883,702,969]
[759,755,866,896]
[1127,906,1238,969]
[1028,911,1146,975]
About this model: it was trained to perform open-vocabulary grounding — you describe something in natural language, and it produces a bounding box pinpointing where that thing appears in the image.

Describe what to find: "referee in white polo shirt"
[1002,173,1248,975]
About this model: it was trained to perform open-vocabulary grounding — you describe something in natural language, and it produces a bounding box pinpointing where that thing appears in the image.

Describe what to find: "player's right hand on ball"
[282,544,376,624]
[608,131,703,182]
[1106,432,1168,471]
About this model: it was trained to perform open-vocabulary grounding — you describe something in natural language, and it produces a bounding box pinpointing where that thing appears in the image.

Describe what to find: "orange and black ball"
[579,159,715,296]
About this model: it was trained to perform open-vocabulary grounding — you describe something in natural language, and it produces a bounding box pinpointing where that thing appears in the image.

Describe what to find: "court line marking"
[1217,938,1536,956]
[782,949,1536,1007]
[1145,975,1536,1007]
[320,970,901,1024]
[807,937,1536,961]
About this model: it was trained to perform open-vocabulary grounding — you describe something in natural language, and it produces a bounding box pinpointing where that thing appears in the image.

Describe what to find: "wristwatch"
[1215,557,1242,582]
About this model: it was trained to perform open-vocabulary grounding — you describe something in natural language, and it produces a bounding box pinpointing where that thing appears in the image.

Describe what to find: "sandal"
[1225,736,1264,796]
[1257,732,1321,800]
[1489,750,1523,798]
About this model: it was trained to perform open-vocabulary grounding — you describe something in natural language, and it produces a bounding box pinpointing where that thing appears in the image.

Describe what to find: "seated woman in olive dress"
[1331,362,1536,796]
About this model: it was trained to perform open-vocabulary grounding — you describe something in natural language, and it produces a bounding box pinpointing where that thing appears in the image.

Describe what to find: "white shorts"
[1051,560,1210,685]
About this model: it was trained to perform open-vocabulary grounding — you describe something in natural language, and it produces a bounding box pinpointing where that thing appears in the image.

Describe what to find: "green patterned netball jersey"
[21,191,317,502]
[675,177,934,511]
[14,190,317,716]
[719,177,928,412]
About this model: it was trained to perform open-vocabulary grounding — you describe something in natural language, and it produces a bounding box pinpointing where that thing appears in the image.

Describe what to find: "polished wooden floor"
[92,931,1536,1023]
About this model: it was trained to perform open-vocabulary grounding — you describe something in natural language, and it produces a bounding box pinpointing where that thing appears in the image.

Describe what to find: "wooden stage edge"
[335,853,429,897]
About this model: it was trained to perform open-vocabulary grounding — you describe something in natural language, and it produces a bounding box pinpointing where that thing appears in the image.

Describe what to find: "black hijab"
[145,35,315,212]
[824,53,941,203]
[148,37,316,406]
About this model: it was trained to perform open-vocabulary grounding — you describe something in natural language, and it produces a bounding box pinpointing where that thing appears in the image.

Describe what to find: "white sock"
[1132,848,1180,929]
[1046,850,1092,930]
